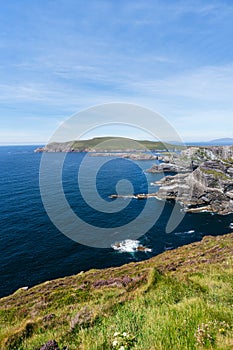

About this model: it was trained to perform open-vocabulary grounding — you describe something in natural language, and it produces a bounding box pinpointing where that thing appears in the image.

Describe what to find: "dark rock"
[146,162,190,173]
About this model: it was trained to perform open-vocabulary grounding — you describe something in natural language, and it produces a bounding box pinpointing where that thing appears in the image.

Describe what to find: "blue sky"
[0,0,233,143]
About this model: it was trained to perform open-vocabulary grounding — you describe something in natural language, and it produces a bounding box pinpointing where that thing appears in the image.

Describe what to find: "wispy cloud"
[0,0,233,142]
[130,64,233,103]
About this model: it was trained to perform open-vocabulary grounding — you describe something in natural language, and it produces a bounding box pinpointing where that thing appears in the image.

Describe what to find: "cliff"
[152,146,233,214]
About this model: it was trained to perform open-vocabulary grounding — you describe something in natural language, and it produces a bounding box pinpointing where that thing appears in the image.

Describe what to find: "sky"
[0,0,233,144]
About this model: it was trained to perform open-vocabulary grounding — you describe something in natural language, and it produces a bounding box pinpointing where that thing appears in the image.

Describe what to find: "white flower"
[112,340,118,346]
[119,346,125,350]
[122,332,128,337]
[114,332,120,337]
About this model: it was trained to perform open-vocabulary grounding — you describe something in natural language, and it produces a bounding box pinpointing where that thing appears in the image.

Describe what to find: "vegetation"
[200,168,230,180]
[0,233,232,349]
[48,137,182,151]
[222,158,233,165]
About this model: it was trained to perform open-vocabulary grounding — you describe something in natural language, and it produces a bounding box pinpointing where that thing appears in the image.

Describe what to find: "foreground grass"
[0,234,232,349]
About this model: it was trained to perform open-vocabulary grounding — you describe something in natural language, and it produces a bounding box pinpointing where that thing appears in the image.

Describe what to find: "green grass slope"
[46,137,181,151]
[0,233,232,349]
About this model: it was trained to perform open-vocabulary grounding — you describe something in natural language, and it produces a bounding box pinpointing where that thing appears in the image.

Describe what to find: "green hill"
[71,137,176,151]
[0,233,232,349]
[35,137,183,152]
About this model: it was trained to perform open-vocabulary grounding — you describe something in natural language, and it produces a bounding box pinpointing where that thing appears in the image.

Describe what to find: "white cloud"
[130,64,233,103]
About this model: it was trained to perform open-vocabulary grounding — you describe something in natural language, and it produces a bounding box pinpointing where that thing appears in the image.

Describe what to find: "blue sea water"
[0,146,233,298]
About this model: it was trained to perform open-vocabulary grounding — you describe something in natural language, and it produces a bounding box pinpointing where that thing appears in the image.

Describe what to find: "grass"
[200,167,230,181]
[222,158,233,165]
[0,233,232,349]
[47,137,182,152]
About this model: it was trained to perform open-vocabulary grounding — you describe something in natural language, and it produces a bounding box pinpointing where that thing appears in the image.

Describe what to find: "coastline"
[109,145,233,215]
[1,232,232,299]
[1,232,232,349]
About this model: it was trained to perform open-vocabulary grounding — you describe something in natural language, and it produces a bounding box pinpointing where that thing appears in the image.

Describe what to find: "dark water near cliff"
[1,146,233,298]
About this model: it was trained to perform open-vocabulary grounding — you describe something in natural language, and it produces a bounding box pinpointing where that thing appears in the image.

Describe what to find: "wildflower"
[219,321,230,330]
[112,330,136,349]
[195,323,215,346]
[219,328,226,334]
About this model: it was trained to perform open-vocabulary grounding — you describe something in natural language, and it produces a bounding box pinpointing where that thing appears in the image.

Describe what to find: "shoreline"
[1,231,232,301]
[1,233,232,349]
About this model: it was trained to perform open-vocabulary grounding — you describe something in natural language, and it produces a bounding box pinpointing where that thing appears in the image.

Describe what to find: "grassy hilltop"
[71,137,176,151]
[35,137,182,152]
[0,233,232,350]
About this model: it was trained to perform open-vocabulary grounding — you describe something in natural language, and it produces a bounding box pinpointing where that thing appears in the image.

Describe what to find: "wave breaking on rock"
[111,239,152,253]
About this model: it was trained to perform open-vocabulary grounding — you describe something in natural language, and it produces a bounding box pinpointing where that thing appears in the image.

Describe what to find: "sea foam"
[111,239,152,253]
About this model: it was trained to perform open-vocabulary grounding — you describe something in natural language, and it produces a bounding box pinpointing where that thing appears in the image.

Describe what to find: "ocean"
[1,145,232,298]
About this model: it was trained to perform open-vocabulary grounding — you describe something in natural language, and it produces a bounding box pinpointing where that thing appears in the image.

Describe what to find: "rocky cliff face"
[154,146,233,215]
[34,142,76,153]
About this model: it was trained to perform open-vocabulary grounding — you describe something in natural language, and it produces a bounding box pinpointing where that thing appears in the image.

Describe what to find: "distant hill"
[186,138,233,146]
[35,137,183,152]
[210,138,233,144]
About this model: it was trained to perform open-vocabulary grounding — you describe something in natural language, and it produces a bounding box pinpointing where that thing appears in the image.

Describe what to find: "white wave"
[164,242,174,251]
[229,223,233,229]
[175,230,195,236]
[164,246,174,251]
[111,239,152,253]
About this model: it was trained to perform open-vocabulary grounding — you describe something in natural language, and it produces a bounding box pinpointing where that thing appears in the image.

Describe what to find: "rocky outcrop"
[90,152,158,160]
[34,142,76,153]
[154,152,233,214]
[109,146,233,215]
[146,162,191,173]
[146,145,233,174]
